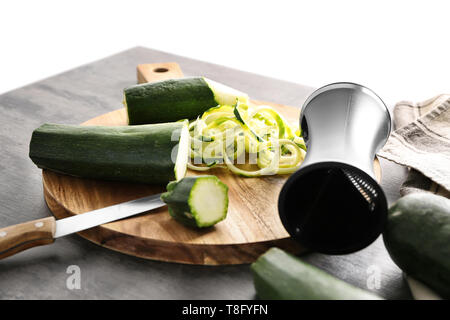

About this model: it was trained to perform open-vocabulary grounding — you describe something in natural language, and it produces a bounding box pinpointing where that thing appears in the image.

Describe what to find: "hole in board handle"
[153,68,169,73]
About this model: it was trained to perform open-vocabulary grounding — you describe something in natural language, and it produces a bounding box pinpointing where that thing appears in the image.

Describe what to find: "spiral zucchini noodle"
[187,101,307,177]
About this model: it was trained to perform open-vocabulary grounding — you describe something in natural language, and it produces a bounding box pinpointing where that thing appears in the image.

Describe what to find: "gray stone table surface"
[0,47,411,299]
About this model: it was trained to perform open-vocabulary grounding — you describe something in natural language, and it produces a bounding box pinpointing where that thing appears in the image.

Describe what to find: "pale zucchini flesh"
[174,123,190,181]
[188,177,229,227]
[204,78,249,106]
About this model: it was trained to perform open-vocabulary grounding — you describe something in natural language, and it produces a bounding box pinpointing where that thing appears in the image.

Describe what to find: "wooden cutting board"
[43,63,381,265]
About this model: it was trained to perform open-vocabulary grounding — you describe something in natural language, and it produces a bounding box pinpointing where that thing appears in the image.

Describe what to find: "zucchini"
[251,248,383,300]
[383,193,450,299]
[29,122,189,185]
[160,175,229,228]
[124,77,248,124]
[233,101,264,143]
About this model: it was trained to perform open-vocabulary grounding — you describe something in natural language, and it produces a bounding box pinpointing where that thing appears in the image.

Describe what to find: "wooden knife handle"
[0,216,56,260]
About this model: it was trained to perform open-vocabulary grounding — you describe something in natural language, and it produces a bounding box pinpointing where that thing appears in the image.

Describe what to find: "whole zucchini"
[29,122,189,184]
[251,248,382,300]
[124,77,248,124]
[383,193,450,299]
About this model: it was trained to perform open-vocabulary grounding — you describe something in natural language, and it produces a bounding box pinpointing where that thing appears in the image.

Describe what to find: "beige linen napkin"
[378,94,450,198]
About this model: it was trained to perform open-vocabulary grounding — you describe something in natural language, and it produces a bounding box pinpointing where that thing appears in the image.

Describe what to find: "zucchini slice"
[161,175,229,228]
[29,121,190,185]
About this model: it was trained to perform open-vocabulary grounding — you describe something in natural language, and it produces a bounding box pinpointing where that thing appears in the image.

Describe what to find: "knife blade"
[54,193,165,238]
[0,193,166,260]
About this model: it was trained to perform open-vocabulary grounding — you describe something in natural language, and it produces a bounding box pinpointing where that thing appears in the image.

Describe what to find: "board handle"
[0,216,56,260]
[137,62,184,83]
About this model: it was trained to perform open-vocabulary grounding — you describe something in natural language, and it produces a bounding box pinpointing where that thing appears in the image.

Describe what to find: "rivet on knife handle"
[0,216,56,260]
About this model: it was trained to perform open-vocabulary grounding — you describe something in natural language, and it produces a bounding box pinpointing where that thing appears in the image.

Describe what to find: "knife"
[0,193,165,260]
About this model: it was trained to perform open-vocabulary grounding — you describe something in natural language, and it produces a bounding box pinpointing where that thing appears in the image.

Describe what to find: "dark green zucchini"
[124,77,248,124]
[29,122,189,184]
[251,248,383,300]
[383,193,450,299]
[160,175,228,228]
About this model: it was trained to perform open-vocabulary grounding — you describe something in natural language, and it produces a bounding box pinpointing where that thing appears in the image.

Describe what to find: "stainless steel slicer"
[278,83,391,254]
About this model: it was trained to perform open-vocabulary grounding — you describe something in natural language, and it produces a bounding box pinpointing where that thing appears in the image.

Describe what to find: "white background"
[1,0,449,106]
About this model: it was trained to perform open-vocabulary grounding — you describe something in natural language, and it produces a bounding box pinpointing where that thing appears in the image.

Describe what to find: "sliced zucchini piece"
[160,175,229,228]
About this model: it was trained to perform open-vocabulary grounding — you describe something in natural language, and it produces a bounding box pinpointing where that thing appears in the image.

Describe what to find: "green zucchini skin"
[29,122,187,185]
[383,193,450,299]
[161,178,198,227]
[160,176,228,228]
[251,248,383,300]
[125,77,217,124]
